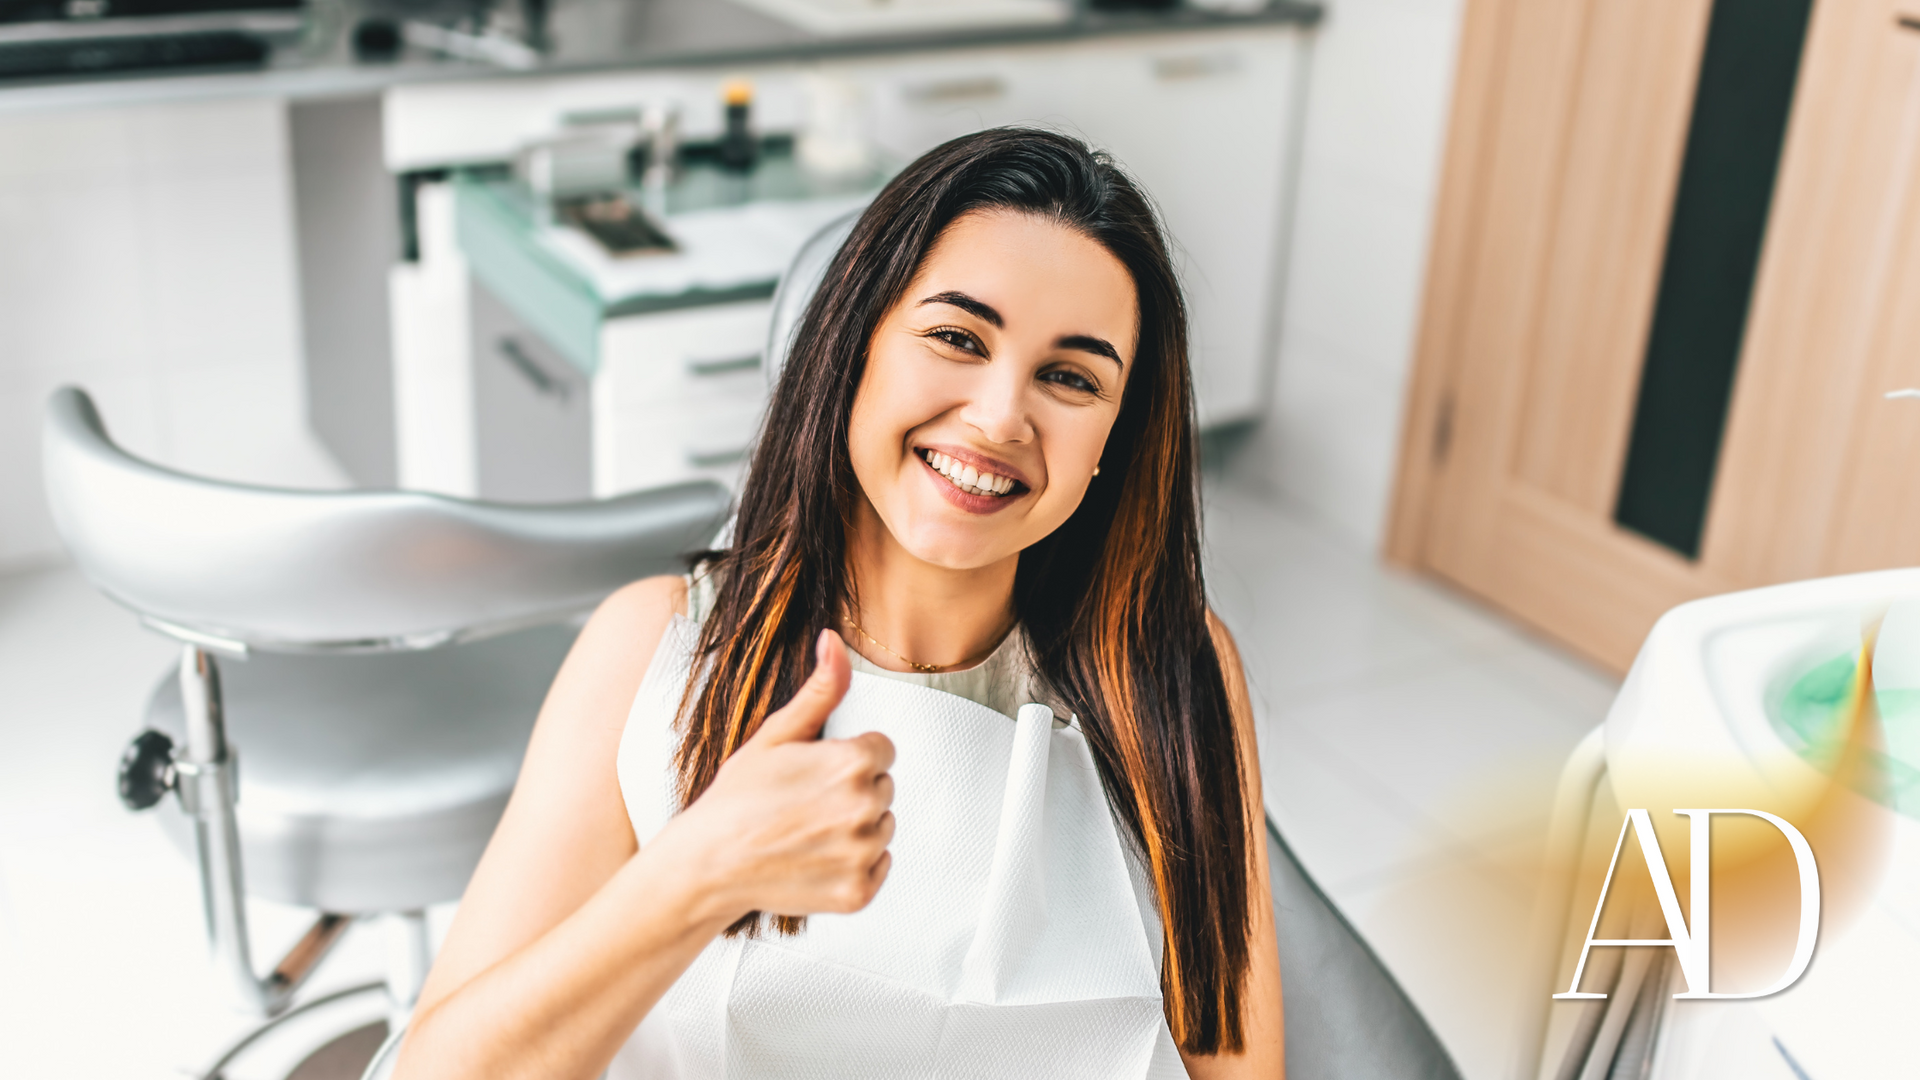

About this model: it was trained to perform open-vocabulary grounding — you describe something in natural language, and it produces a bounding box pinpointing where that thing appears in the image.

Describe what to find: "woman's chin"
[889,510,1022,572]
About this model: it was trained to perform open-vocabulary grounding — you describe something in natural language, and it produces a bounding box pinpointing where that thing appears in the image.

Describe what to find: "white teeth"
[921,450,1015,497]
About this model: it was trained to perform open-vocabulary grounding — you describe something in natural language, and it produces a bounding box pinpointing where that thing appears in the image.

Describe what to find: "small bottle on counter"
[719,79,758,172]
[640,104,680,189]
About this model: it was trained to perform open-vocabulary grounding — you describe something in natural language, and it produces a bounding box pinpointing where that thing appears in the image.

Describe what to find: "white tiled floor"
[0,474,1619,1080]
[1202,477,1619,1080]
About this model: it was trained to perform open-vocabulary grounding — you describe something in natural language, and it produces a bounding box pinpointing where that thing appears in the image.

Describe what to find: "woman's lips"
[917,450,1026,515]
[915,444,1031,491]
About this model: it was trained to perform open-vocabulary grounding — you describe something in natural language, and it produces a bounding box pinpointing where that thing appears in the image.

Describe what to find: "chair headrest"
[765,208,863,387]
[41,387,730,653]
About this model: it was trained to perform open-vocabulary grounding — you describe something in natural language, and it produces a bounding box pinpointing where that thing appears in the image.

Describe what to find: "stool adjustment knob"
[118,729,177,811]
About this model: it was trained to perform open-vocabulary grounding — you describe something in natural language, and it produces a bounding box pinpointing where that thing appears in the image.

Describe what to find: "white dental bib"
[611,615,1188,1079]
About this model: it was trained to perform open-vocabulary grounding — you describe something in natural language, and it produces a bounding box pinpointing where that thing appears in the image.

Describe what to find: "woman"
[397,128,1282,1079]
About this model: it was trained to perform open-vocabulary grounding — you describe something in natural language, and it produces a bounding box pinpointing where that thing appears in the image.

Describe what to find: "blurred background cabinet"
[383,23,1311,506]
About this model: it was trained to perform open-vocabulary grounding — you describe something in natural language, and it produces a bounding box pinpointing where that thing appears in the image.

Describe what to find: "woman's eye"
[926,327,982,355]
[1041,369,1099,394]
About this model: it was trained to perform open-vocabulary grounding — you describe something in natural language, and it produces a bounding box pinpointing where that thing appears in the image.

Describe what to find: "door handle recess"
[497,336,570,403]
[685,353,761,377]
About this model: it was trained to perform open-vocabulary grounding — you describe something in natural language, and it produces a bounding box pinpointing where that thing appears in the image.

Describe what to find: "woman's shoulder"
[559,576,692,711]
[590,574,692,647]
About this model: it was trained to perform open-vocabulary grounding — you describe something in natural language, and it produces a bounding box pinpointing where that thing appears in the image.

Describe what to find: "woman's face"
[848,208,1137,571]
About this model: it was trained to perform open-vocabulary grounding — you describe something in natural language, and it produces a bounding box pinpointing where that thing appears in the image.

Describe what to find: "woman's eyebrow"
[918,291,1002,327]
[918,291,1122,368]
[1056,334,1124,368]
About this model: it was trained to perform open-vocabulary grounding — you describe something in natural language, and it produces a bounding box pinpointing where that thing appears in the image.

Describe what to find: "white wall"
[0,97,345,574]
[1238,0,1467,551]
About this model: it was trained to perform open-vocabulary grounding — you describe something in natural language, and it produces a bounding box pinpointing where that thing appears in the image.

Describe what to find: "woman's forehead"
[909,210,1139,353]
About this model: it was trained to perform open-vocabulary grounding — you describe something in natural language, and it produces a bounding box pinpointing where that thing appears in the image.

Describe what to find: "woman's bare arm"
[1181,613,1285,1080]
[395,579,895,1080]
[397,575,697,1077]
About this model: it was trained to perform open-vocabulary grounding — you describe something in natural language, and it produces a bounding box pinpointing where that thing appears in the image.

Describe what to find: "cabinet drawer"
[594,395,767,497]
[472,278,593,503]
[599,301,775,411]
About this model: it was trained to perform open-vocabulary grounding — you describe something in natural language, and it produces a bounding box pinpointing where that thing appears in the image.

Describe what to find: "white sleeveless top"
[607,579,1189,1079]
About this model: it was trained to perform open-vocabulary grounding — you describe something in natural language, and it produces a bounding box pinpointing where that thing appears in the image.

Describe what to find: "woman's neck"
[844,498,1017,673]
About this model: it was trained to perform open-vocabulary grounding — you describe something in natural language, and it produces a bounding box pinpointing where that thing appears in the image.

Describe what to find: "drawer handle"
[903,75,1007,104]
[497,336,570,403]
[1154,53,1240,82]
[685,445,750,468]
[686,353,762,378]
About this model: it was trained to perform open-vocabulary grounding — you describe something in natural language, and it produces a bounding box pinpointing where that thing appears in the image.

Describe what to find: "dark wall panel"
[1613,0,1815,557]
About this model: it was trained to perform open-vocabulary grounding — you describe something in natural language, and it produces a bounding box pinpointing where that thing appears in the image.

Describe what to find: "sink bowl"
[1771,636,1920,820]
[1592,568,1920,1078]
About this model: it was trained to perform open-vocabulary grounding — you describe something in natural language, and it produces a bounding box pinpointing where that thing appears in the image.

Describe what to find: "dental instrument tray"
[556,194,677,257]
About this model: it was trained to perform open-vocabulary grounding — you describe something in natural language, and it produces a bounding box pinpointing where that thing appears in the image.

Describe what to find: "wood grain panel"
[1384,0,1518,565]
[1425,0,1602,587]
[1702,0,1919,582]
[1513,0,1712,514]
[1489,488,1726,668]
[1823,28,1920,570]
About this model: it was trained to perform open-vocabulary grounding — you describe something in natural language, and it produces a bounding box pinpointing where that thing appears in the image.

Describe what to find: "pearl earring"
[1092,466,1101,477]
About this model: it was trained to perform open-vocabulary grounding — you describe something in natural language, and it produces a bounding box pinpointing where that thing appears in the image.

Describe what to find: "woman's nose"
[959,366,1034,445]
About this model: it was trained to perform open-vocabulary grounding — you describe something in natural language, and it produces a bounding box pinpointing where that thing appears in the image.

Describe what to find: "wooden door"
[1388,0,1920,672]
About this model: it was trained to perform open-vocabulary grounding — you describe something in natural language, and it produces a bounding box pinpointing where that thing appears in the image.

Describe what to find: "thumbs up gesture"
[660,629,897,922]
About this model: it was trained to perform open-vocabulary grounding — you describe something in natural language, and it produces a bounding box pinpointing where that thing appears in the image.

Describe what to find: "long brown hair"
[673,128,1251,1054]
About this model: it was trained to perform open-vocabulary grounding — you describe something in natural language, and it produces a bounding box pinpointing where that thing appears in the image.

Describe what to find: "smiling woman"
[847,209,1134,584]
[394,129,1282,1080]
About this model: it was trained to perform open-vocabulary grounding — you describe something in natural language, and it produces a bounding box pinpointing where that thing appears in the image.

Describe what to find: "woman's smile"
[913,445,1030,513]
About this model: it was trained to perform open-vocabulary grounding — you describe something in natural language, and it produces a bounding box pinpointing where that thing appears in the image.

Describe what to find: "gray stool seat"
[141,625,576,915]
[1269,820,1462,1079]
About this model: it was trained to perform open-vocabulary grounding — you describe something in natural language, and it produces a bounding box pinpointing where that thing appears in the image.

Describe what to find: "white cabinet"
[1072,34,1304,425]
[593,302,773,496]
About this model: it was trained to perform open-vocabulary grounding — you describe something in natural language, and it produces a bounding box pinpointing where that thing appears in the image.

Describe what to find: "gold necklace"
[841,611,1009,674]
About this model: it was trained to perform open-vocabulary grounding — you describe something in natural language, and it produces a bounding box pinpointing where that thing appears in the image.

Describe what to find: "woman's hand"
[649,628,898,924]
[398,609,898,1080]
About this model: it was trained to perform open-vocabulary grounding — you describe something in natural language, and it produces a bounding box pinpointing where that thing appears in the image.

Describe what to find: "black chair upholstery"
[1268,817,1463,1080]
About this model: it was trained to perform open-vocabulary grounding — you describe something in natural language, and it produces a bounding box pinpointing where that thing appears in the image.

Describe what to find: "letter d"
[1670,809,1820,999]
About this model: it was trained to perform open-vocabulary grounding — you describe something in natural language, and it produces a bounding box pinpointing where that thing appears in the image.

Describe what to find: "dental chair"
[41,387,730,1078]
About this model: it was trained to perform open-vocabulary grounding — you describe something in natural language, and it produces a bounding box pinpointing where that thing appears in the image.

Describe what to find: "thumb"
[752,629,852,745]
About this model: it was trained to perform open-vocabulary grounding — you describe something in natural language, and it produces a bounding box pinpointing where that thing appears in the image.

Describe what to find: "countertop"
[454,144,888,374]
[0,0,1320,114]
